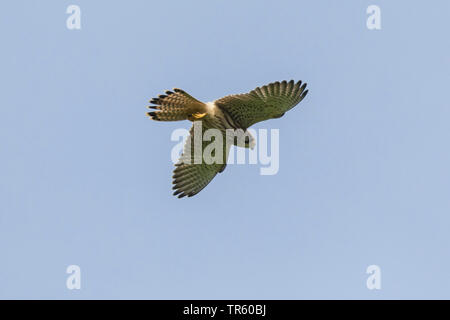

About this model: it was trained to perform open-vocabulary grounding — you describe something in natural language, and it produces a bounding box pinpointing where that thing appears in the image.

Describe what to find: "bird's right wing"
[214,80,308,129]
[172,122,230,198]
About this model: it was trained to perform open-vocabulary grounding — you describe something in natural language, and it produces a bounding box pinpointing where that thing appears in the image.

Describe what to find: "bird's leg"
[188,113,207,121]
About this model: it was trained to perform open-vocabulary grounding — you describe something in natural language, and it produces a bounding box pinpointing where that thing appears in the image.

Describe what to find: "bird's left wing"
[214,80,308,129]
[172,122,230,198]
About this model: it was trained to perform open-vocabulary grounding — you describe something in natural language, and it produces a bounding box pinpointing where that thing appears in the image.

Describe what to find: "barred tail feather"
[147,88,206,121]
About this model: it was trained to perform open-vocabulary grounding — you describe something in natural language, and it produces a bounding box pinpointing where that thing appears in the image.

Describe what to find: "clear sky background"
[1,0,449,299]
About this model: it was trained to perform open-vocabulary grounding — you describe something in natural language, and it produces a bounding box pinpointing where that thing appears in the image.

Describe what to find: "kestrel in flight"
[147,80,308,198]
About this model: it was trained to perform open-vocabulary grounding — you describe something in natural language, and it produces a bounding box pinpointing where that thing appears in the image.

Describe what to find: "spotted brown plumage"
[147,80,309,198]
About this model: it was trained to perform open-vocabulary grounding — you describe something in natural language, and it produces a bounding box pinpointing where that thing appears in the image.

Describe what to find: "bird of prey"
[147,80,308,198]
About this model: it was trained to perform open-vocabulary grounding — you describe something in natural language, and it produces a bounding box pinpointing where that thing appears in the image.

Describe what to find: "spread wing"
[214,80,308,129]
[172,122,230,198]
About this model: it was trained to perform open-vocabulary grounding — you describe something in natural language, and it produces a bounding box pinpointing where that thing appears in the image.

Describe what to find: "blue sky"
[1,0,449,299]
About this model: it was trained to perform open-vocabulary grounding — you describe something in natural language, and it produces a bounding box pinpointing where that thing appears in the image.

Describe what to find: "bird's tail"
[147,88,206,121]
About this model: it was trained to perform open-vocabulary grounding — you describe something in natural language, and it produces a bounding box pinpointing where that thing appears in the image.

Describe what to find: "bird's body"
[147,80,308,198]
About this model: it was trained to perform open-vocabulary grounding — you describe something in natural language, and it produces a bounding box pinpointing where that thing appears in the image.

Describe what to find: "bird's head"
[233,130,256,150]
